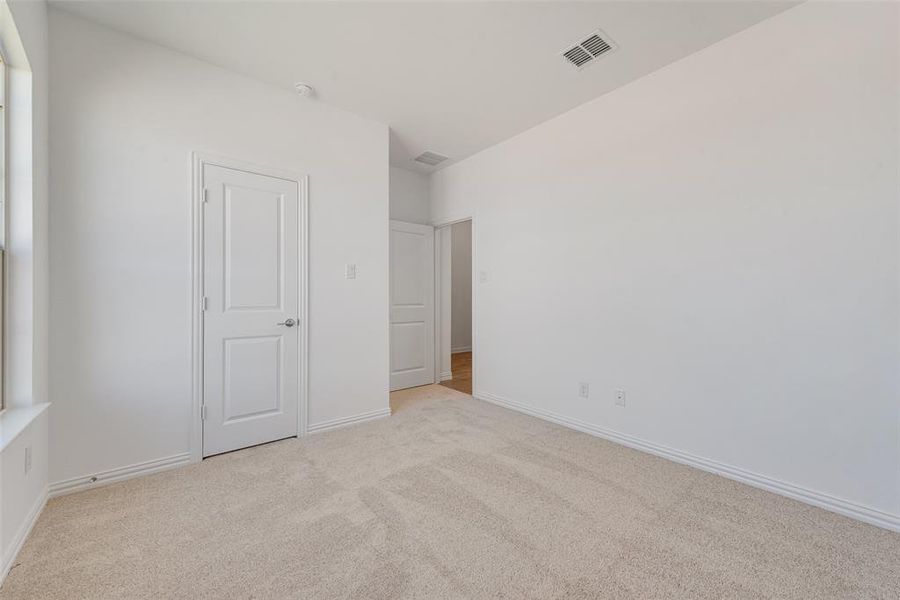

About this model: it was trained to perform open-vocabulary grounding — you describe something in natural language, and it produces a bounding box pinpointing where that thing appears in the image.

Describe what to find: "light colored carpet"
[3,384,899,599]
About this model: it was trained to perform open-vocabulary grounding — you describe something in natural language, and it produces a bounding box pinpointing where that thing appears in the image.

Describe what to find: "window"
[0,54,5,410]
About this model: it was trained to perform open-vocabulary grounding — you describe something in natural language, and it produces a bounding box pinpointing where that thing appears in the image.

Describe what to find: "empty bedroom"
[0,0,898,598]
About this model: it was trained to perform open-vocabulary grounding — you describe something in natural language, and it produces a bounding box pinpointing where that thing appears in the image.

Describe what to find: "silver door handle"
[277,318,296,328]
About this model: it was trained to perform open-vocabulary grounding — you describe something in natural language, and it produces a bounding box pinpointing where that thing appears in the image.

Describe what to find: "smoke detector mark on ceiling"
[294,82,315,97]
[562,31,616,69]
[413,151,449,167]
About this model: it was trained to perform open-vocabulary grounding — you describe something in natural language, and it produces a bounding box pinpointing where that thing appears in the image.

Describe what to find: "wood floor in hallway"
[439,351,472,395]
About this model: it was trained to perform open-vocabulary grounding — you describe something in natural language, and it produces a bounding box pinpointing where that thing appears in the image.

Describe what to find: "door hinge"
[201,296,209,311]
[201,405,208,421]
[203,188,209,203]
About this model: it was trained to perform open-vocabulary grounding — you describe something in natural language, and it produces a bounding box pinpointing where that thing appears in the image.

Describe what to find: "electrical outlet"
[615,389,626,406]
[24,446,32,475]
[345,264,357,279]
[578,382,590,398]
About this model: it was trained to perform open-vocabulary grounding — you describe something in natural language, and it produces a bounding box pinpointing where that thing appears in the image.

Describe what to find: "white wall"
[450,220,472,352]
[48,10,389,485]
[389,166,430,224]
[431,1,900,521]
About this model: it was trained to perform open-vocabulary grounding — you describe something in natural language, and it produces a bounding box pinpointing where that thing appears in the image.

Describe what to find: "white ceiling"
[52,1,798,173]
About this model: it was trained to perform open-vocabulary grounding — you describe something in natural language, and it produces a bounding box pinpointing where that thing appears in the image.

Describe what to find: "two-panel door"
[390,220,435,391]
[202,164,300,457]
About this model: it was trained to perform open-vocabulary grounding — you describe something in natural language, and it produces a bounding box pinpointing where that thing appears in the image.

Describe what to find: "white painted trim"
[432,231,442,384]
[297,176,310,437]
[475,390,900,533]
[470,217,477,395]
[431,216,473,229]
[307,408,391,434]
[0,403,49,452]
[190,153,203,464]
[190,152,310,462]
[0,486,47,585]
[48,452,192,498]
[451,346,471,354]
[440,370,453,382]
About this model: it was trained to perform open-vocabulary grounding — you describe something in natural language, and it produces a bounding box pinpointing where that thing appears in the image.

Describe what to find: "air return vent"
[413,151,448,166]
[561,31,615,69]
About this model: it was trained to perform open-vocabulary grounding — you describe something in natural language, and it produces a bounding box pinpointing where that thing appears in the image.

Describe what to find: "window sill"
[0,403,50,452]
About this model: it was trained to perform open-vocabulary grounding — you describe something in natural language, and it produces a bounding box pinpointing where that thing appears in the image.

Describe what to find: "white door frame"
[189,152,309,463]
[432,216,476,394]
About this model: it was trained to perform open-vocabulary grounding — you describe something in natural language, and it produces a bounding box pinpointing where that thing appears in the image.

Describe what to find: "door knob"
[277,318,296,328]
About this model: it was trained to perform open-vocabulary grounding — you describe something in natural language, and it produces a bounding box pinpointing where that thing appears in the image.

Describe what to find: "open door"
[389,220,435,390]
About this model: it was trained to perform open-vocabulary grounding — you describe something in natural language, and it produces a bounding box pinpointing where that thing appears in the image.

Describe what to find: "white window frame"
[0,51,6,412]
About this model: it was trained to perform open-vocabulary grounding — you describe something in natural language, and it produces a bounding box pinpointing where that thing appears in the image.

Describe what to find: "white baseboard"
[1,486,48,585]
[475,390,900,533]
[48,452,192,498]
[451,347,471,354]
[307,408,391,434]
[440,370,453,382]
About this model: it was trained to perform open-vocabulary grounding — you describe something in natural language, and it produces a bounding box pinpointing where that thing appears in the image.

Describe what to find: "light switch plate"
[345,264,357,279]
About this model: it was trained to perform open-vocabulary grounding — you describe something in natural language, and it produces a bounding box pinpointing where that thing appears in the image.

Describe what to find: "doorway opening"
[437,219,473,395]
[387,216,474,408]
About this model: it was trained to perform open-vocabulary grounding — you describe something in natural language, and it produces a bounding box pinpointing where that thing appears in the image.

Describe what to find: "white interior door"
[203,164,299,457]
[390,220,435,390]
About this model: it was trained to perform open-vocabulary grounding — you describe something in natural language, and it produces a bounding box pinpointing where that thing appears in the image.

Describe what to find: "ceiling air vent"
[561,31,615,69]
[413,151,448,167]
